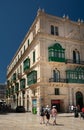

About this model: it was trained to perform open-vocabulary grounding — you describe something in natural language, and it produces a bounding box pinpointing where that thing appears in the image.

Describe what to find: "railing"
[49,78,84,84]
[49,78,67,83]
[65,59,84,65]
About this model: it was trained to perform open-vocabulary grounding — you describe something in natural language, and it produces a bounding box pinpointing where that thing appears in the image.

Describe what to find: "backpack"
[45,108,50,115]
[40,107,45,116]
[45,108,50,119]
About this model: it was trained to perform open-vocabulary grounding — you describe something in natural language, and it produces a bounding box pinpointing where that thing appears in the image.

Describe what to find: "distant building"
[6,9,84,113]
[0,84,6,101]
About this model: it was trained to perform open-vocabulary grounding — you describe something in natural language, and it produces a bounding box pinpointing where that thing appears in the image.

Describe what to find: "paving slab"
[0,112,84,130]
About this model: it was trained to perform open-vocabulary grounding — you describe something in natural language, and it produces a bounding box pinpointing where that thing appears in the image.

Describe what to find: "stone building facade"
[0,84,6,101]
[6,9,84,113]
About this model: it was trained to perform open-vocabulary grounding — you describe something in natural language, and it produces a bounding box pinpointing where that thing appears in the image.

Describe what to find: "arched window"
[73,49,80,63]
[76,91,83,109]
[53,68,60,82]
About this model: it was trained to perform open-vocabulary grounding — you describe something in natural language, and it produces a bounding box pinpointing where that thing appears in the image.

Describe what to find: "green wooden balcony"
[15,83,19,93]
[67,79,84,83]
[48,43,65,62]
[20,79,25,90]
[66,66,84,84]
[27,70,37,85]
[23,58,30,73]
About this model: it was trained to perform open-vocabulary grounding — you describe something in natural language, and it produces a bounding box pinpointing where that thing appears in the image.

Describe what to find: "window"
[51,25,54,35]
[51,25,59,36]
[28,39,30,46]
[21,50,22,56]
[18,55,19,60]
[53,69,60,82]
[73,49,80,64]
[33,51,35,63]
[55,26,59,35]
[24,45,25,51]
[55,88,59,95]
[12,73,16,82]
[20,65,22,74]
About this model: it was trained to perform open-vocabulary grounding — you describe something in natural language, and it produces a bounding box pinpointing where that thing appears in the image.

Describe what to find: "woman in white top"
[51,106,57,125]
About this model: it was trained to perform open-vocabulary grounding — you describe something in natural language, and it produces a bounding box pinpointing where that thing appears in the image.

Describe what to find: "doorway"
[51,100,60,112]
[76,91,83,109]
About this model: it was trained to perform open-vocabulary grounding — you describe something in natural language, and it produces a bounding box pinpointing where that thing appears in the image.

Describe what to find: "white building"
[6,9,84,113]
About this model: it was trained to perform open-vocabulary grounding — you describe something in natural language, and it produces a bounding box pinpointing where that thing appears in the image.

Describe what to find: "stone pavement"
[0,112,84,130]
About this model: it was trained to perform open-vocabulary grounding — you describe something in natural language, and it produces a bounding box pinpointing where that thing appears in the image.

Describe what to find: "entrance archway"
[51,100,60,112]
[76,91,83,109]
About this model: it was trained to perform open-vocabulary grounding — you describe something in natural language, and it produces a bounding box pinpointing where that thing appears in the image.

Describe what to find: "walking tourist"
[51,106,57,125]
[40,106,45,124]
[45,105,51,125]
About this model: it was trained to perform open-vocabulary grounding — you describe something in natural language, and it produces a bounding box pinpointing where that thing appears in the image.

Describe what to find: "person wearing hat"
[51,106,57,125]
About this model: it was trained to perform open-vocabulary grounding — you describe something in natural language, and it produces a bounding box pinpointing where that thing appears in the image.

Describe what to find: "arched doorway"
[76,91,83,109]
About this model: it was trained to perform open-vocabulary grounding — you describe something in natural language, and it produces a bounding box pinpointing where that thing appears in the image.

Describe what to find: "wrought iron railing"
[49,78,84,84]
[49,78,67,83]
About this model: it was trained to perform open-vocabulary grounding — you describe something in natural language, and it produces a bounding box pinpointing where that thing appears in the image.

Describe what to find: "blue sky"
[0,0,84,83]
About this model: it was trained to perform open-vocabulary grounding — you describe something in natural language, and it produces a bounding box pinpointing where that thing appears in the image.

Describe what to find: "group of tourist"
[69,104,84,119]
[40,105,57,126]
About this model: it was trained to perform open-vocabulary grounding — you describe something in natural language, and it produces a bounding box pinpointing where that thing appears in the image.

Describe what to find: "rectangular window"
[28,39,30,46]
[18,55,19,60]
[33,51,35,63]
[24,45,25,51]
[51,25,59,36]
[55,26,59,35]
[51,25,54,35]
[55,88,59,95]
[21,51,22,56]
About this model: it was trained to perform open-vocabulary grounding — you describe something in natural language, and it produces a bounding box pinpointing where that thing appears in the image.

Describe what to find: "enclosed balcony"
[15,83,19,93]
[27,70,37,85]
[23,58,30,73]
[20,79,25,90]
[66,66,84,84]
[48,43,65,62]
